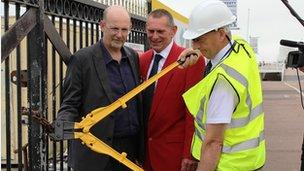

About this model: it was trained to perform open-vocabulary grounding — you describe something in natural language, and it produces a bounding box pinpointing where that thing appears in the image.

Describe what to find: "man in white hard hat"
[180,0,266,170]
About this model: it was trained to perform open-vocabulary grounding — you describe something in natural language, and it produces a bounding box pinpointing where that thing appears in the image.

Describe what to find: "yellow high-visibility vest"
[183,36,266,170]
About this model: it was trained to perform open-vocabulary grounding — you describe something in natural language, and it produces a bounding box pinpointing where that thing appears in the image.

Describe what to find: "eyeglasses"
[106,26,131,35]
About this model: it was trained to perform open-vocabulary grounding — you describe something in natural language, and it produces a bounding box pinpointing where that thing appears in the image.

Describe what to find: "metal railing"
[93,0,149,17]
[1,0,149,170]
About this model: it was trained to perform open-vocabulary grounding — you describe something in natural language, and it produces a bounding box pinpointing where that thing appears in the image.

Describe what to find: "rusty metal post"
[27,0,45,170]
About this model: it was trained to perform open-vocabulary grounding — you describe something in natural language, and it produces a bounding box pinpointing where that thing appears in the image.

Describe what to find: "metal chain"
[21,107,54,133]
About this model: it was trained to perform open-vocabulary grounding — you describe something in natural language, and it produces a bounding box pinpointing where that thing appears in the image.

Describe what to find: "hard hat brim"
[183,30,203,40]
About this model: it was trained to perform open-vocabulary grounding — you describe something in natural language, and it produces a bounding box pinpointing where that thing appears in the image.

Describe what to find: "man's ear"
[171,25,178,36]
[219,29,227,42]
[100,20,106,31]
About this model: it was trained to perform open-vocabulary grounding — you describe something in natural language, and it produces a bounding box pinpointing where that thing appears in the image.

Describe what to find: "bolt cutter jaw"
[49,120,82,141]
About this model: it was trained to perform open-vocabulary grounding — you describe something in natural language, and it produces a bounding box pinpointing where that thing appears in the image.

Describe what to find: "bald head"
[100,5,132,53]
[103,5,131,22]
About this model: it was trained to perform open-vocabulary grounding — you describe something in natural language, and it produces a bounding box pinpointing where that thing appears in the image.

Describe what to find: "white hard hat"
[183,0,236,40]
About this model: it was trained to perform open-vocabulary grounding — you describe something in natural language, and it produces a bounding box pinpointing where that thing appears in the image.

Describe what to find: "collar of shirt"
[149,40,173,71]
[100,41,127,65]
[152,40,173,60]
[210,40,235,70]
[147,40,174,80]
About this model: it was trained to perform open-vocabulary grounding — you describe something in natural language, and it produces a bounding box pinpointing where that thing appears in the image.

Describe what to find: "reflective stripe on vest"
[196,96,206,130]
[220,63,263,128]
[195,129,265,153]
[185,38,266,169]
[194,63,264,130]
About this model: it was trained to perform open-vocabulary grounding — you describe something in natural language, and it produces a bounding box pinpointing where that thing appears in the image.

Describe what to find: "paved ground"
[2,70,304,171]
[261,78,304,170]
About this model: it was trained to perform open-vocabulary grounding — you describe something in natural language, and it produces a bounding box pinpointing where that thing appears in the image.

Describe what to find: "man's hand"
[178,48,202,69]
[181,158,198,171]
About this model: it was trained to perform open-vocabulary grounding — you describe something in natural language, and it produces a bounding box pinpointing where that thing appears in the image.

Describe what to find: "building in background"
[221,0,238,30]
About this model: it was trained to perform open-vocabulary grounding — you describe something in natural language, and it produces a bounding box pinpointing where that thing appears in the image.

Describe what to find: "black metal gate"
[1,0,149,170]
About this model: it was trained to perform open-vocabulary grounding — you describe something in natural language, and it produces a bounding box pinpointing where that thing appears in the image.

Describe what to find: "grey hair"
[103,6,111,20]
[221,25,232,38]
[148,9,175,27]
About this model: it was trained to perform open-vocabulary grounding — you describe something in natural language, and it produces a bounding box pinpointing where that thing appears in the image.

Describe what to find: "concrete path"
[262,80,304,171]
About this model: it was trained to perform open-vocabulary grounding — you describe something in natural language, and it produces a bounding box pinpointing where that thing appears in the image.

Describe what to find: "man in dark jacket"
[57,5,144,171]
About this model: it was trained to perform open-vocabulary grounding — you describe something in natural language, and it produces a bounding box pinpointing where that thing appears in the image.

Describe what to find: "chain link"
[21,107,54,133]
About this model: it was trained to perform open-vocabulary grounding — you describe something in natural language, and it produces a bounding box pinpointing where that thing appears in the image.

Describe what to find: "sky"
[162,0,304,62]
[236,0,304,62]
[1,0,304,62]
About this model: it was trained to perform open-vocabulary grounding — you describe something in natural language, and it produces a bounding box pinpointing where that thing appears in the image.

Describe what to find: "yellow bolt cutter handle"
[79,60,181,131]
[51,54,197,171]
[74,130,143,171]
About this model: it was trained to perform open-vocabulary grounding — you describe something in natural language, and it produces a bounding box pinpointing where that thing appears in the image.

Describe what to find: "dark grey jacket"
[57,41,144,171]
